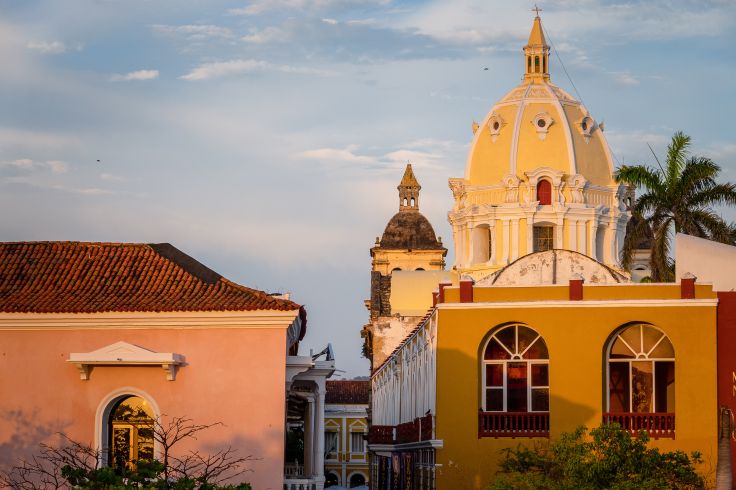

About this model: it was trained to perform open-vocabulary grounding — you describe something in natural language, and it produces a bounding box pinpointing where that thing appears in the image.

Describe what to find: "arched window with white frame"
[481,324,549,413]
[607,323,674,413]
[605,323,676,437]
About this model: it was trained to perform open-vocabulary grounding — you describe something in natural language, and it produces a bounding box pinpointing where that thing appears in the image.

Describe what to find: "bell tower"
[361,164,449,369]
[398,164,420,211]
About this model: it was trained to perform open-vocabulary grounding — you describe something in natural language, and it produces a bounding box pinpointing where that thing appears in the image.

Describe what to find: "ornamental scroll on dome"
[569,174,587,205]
[502,174,521,204]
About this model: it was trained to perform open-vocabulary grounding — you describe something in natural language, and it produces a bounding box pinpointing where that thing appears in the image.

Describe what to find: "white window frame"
[606,324,675,413]
[481,324,550,412]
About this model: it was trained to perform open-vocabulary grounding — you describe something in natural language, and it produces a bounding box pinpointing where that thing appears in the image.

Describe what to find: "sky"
[1,0,735,378]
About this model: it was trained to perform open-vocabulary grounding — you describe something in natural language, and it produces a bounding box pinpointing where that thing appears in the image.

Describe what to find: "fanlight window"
[482,324,549,412]
[109,396,155,471]
[607,324,675,413]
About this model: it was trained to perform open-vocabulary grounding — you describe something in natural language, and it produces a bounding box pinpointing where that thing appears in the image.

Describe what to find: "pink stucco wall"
[0,323,287,490]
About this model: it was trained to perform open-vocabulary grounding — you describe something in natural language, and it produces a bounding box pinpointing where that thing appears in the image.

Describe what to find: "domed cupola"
[371,164,447,274]
[448,13,631,281]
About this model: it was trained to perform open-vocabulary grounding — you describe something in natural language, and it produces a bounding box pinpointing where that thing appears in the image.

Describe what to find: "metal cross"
[532,4,542,16]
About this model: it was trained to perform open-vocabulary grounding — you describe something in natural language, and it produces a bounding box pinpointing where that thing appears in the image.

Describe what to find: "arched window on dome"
[534,56,540,73]
[527,56,532,74]
[480,324,550,438]
[471,224,491,265]
[536,179,552,205]
[542,56,546,74]
[605,323,675,438]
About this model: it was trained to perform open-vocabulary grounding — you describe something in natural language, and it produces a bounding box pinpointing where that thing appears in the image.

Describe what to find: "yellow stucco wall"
[562,104,614,187]
[516,103,569,175]
[467,104,517,185]
[433,288,719,489]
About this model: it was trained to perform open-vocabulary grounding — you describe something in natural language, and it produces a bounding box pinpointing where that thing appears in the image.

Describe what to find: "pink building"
[0,241,333,489]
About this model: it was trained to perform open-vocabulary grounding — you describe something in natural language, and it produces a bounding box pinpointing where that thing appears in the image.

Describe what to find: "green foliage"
[615,131,736,281]
[487,424,705,490]
[59,459,252,489]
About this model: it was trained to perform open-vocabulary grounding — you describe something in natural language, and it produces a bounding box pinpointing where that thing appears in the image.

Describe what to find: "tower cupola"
[398,163,421,211]
[524,9,550,82]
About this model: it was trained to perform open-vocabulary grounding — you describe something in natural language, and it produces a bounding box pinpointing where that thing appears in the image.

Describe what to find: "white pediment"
[68,341,184,381]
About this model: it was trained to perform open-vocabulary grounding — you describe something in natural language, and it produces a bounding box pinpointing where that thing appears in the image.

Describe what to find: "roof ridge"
[0,241,301,313]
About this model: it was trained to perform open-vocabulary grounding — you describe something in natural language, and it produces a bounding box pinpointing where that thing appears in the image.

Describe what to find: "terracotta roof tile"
[325,380,370,405]
[0,242,300,314]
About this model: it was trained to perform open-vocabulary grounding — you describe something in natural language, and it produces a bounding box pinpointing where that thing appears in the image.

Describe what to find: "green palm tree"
[615,131,736,282]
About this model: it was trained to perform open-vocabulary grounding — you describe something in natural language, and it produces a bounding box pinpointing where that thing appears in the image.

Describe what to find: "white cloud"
[294,145,378,165]
[241,27,287,44]
[152,24,235,40]
[110,69,160,82]
[1,158,69,173]
[322,18,339,25]
[611,71,640,86]
[293,139,462,172]
[26,40,67,54]
[47,160,69,173]
[228,0,390,16]
[8,158,34,169]
[100,173,127,182]
[180,59,337,81]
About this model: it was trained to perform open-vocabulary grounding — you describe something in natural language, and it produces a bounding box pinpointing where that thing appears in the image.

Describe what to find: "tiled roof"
[0,242,301,314]
[326,380,370,405]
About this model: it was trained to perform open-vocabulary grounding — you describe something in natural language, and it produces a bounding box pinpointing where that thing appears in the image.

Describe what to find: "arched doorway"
[325,472,340,487]
[349,472,366,487]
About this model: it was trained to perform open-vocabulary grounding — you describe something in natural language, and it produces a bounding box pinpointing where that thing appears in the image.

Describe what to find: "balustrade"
[478,411,550,438]
[603,412,675,439]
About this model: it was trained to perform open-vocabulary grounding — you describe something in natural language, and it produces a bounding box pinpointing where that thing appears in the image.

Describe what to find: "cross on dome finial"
[532,4,542,17]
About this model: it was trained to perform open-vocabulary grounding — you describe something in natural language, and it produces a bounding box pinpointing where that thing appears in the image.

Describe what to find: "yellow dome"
[464,18,615,188]
[448,15,631,280]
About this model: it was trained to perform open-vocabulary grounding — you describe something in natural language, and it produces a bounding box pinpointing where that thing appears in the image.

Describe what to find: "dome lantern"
[524,10,550,82]
[398,163,421,211]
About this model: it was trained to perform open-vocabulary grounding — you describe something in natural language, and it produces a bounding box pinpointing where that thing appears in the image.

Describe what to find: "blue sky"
[1,0,735,377]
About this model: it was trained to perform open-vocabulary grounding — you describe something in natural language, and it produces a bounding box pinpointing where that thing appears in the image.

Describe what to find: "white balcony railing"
[284,478,316,490]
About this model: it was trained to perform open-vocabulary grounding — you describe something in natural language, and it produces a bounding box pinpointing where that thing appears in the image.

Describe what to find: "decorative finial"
[532,4,542,17]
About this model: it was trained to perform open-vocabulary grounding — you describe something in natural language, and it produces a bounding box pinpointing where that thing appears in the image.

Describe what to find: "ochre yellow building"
[369,276,719,489]
[366,12,723,490]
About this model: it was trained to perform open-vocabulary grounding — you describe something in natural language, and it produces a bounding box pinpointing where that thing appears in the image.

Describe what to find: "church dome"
[380,211,442,250]
[464,16,616,188]
[447,14,631,280]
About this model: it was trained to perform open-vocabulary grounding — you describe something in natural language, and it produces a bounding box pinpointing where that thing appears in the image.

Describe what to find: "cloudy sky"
[2,0,735,377]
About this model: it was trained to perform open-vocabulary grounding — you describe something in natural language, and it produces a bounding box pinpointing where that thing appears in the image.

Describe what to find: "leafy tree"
[1,417,254,490]
[487,424,705,490]
[615,131,736,281]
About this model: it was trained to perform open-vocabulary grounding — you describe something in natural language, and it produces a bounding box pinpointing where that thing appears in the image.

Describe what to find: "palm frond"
[687,183,736,208]
[665,131,691,186]
[615,165,663,192]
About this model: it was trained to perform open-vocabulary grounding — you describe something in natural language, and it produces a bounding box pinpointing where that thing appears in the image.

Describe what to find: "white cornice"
[437,298,718,310]
[0,309,300,330]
